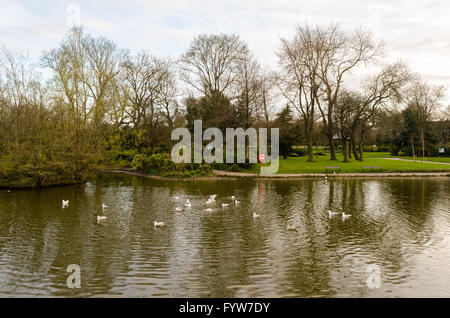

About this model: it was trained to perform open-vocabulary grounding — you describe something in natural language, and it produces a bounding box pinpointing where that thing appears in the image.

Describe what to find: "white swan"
[222,203,230,208]
[184,199,192,208]
[62,200,69,208]
[342,212,352,220]
[328,210,339,217]
[97,215,107,222]
[175,207,183,212]
[154,221,165,227]
[253,212,260,218]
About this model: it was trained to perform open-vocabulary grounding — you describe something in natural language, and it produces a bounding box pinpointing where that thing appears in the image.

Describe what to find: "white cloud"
[0,0,449,102]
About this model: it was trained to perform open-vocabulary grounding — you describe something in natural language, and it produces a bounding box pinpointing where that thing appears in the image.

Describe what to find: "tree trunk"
[262,89,269,126]
[343,138,349,162]
[358,126,365,161]
[351,129,360,161]
[411,135,415,159]
[306,121,314,162]
[327,113,337,160]
[359,142,364,161]
[348,139,353,159]
[421,131,425,164]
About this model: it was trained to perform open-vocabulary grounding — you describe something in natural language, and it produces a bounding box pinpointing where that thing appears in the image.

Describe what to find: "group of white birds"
[152,194,259,227]
[62,200,108,223]
[173,195,254,214]
[328,210,352,220]
[61,190,351,229]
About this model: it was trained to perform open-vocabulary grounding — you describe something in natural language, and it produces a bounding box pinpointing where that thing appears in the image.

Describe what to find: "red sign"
[258,154,265,162]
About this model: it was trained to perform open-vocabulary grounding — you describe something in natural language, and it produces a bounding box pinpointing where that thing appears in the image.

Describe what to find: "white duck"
[222,203,230,208]
[287,225,296,231]
[175,207,183,212]
[235,200,241,205]
[328,210,339,217]
[62,200,69,208]
[154,221,165,227]
[102,203,108,210]
[97,215,107,222]
[174,196,179,200]
[184,199,192,208]
[253,212,260,218]
[205,208,213,212]
[209,194,217,201]
[342,212,352,220]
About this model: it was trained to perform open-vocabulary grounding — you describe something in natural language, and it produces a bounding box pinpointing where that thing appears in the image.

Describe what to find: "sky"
[1,0,449,104]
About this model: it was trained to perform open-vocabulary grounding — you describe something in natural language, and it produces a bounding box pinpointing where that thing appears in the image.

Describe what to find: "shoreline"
[3,168,449,190]
[101,168,450,181]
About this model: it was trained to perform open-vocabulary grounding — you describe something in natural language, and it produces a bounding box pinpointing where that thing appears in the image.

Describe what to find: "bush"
[376,146,390,153]
[131,154,149,171]
[291,148,306,156]
[105,149,138,165]
[132,153,212,177]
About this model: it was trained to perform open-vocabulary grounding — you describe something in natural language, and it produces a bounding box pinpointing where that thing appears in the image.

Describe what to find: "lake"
[0,174,449,297]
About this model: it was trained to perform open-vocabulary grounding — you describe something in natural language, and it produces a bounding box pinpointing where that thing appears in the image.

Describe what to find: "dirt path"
[213,170,450,179]
[380,158,450,165]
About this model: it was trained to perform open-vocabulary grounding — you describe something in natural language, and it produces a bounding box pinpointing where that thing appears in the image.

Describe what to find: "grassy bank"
[0,163,88,189]
[240,152,450,174]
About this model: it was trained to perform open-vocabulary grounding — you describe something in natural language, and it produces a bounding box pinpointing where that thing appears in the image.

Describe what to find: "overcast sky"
[1,0,449,103]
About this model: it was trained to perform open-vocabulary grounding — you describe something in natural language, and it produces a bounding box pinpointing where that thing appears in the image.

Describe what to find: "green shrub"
[291,148,306,156]
[376,146,390,153]
[131,154,149,171]
[105,149,138,165]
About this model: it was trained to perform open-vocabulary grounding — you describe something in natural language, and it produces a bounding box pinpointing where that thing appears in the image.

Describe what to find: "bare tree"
[334,90,360,162]
[159,60,179,147]
[119,52,171,150]
[406,80,446,163]
[312,23,384,160]
[41,28,122,176]
[277,26,322,162]
[179,33,248,98]
[350,61,413,160]
[235,54,262,129]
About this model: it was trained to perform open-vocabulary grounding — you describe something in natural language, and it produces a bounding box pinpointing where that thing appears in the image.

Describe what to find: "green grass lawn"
[241,152,450,174]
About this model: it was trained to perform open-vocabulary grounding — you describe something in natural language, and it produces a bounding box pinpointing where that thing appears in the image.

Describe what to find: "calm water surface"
[0,174,449,297]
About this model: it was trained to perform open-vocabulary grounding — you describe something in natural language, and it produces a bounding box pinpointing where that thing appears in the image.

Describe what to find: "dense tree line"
[0,25,448,187]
